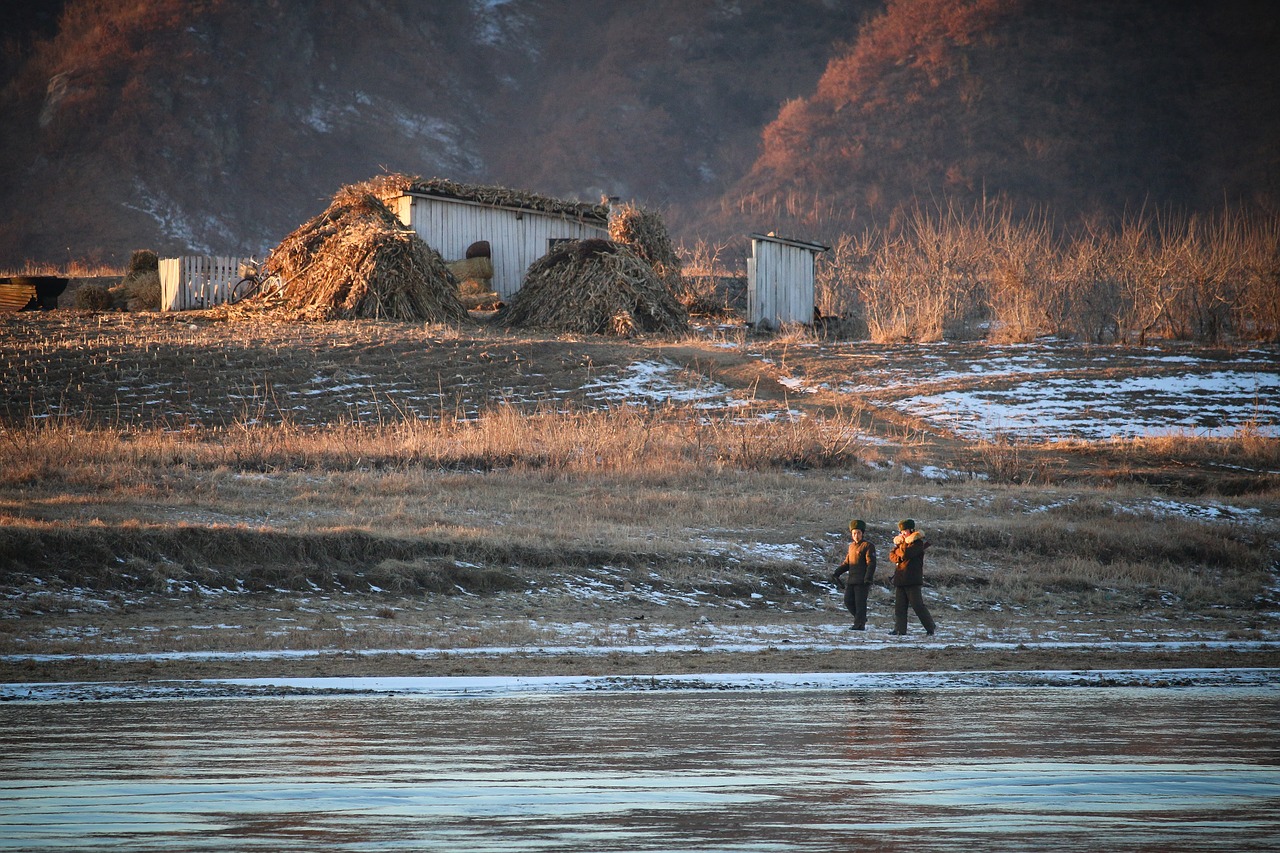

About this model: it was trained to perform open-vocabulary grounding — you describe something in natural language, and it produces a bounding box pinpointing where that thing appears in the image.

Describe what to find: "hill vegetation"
[725,0,1280,238]
[0,0,1276,270]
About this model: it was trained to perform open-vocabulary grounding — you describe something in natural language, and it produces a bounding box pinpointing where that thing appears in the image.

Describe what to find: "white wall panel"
[404,196,607,297]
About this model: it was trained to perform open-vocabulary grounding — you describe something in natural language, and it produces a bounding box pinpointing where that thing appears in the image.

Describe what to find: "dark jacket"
[835,540,876,584]
[888,531,927,586]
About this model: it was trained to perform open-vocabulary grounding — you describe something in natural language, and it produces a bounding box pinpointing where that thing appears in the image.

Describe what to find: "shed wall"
[401,195,608,297]
[748,240,817,328]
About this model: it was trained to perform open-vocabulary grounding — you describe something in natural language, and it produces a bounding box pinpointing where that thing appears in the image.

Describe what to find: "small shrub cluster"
[69,248,159,312]
[119,248,161,311]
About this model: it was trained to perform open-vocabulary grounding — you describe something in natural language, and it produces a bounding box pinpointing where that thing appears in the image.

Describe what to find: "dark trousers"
[894,585,935,634]
[843,582,870,629]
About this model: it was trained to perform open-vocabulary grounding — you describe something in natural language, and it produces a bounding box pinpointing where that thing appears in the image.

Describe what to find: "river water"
[2,683,1278,851]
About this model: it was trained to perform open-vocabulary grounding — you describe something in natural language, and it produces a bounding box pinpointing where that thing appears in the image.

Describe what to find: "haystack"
[447,255,500,310]
[498,238,688,336]
[608,202,685,295]
[261,177,467,323]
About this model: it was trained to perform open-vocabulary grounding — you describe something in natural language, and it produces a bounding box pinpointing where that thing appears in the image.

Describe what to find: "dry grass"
[810,200,1280,344]
[0,260,124,278]
[0,401,871,484]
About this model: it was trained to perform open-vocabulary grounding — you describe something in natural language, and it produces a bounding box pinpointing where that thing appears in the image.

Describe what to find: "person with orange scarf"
[887,519,936,636]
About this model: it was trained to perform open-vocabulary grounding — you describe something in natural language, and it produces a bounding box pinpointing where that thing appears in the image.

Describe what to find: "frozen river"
[2,675,1278,851]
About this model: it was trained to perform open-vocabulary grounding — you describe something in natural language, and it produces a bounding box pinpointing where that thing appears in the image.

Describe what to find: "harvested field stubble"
[0,314,1276,676]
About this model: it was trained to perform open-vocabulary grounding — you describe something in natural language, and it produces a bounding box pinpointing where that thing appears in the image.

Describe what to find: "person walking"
[888,519,935,636]
[832,519,876,630]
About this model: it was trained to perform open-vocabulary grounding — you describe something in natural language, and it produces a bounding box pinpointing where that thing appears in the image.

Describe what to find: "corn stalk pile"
[261,180,468,323]
[498,238,688,336]
[608,202,686,296]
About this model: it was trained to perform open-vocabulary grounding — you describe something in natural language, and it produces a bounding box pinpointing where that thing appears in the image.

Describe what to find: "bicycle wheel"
[230,276,260,303]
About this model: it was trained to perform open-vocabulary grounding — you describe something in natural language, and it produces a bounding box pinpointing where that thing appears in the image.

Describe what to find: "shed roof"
[404,177,610,226]
[749,232,831,253]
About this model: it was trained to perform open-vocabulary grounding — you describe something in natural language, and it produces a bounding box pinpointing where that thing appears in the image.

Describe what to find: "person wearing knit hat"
[888,519,936,636]
[831,519,877,630]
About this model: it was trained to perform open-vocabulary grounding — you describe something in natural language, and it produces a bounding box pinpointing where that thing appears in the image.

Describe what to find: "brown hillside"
[0,0,870,265]
[723,0,1280,237]
[0,0,1277,264]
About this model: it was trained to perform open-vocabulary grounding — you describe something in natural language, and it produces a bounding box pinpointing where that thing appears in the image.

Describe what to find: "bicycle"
[230,262,285,303]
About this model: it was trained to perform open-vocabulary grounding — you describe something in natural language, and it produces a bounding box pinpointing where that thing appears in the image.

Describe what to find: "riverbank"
[7,640,1279,688]
[2,313,1276,689]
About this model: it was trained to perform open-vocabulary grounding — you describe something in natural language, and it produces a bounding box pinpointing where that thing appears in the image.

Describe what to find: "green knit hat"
[897,519,915,531]
[849,519,865,532]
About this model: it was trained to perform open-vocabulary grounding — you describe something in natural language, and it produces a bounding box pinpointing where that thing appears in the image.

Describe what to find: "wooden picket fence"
[159,256,253,311]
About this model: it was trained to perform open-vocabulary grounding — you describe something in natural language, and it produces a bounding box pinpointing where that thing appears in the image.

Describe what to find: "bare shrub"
[813,233,865,320]
[973,432,1049,484]
[850,202,989,342]
[124,269,161,311]
[985,208,1057,343]
[72,282,115,311]
[1231,210,1280,341]
[676,239,739,316]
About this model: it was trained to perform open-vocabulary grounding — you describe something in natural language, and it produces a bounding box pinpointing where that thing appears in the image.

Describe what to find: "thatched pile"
[498,239,688,336]
[407,177,610,226]
[261,178,468,323]
[608,202,685,295]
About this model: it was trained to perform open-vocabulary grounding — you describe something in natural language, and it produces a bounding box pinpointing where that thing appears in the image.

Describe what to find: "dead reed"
[806,199,1280,344]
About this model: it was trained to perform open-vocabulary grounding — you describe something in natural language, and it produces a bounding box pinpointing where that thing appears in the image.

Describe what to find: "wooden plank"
[159,258,177,311]
[0,282,36,313]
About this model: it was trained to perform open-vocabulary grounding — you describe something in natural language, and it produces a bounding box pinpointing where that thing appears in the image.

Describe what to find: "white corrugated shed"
[391,192,609,297]
[746,233,830,329]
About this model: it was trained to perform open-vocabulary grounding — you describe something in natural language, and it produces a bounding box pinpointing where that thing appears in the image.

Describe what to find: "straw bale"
[447,256,493,284]
[498,238,688,336]
[259,178,468,323]
[608,202,685,296]
[458,279,491,296]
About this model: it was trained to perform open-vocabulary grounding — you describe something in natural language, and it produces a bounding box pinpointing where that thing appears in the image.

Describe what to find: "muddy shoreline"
[6,645,1278,686]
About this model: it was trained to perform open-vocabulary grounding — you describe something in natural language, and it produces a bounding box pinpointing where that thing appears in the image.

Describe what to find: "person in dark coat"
[888,519,936,636]
[832,519,876,630]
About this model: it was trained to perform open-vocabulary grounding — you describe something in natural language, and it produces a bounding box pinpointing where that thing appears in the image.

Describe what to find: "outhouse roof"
[404,177,610,226]
[748,232,831,253]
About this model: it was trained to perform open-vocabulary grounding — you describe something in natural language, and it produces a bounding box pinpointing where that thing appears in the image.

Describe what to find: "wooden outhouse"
[389,179,610,298]
[746,233,830,329]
